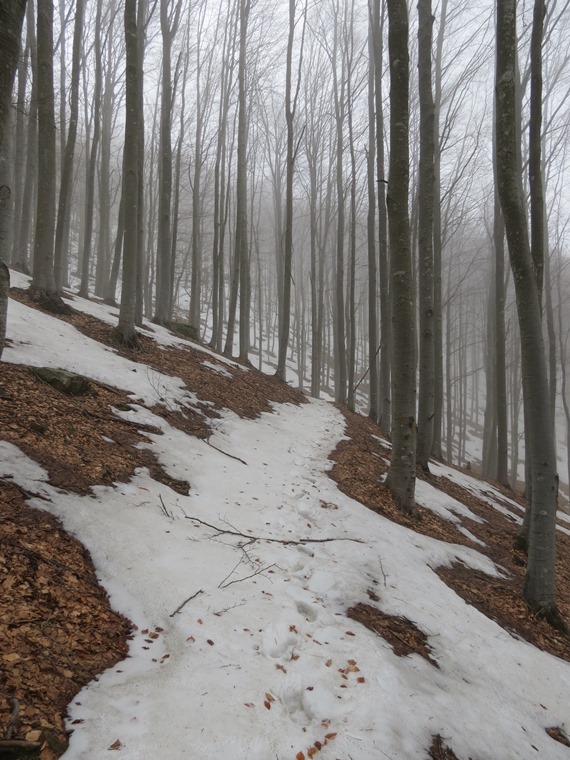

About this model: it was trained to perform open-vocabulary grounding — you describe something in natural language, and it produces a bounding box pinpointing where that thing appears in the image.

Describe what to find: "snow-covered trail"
[3,396,568,760]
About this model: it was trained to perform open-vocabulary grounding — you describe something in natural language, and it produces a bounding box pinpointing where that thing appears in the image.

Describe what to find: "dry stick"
[169,589,204,617]
[186,516,365,545]
[4,695,19,740]
[0,740,42,751]
[219,563,276,589]
[205,440,248,465]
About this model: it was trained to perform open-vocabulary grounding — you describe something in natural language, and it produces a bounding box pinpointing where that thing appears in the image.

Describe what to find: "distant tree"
[54,0,85,293]
[385,0,416,514]
[495,0,562,625]
[79,0,103,298]
[276,0,307,383]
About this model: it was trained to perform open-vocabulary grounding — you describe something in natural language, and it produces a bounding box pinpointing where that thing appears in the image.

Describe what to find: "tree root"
[27,286,73,315]
[528,601,569,637]
[111,327,140,349]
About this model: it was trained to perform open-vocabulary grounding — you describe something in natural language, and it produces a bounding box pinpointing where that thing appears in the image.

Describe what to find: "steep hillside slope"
[1,273,570,760]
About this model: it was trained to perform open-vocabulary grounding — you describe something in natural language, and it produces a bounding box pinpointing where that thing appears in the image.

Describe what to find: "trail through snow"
[3,277,570,759]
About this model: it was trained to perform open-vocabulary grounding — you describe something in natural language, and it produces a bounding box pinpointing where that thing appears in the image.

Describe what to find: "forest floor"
[1,285,570,760]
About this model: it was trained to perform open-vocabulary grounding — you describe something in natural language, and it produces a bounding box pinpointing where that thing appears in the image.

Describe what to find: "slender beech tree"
[30,0,69,313]
[372,0,390,429]
[79,0,103,298]
[276,0,307,382]
[115,0,140,347]
[54,0,85,293]
[235,0,251,361]
[385,0,416,514]
[16,0,37,272]
[416,0,436,471]
[0,0,26,358]
[495,0,562,623]
[154,0,182,324]
[366,0,378,420]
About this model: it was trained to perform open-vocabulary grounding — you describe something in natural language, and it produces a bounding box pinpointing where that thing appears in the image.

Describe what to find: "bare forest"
[2,0,570,621]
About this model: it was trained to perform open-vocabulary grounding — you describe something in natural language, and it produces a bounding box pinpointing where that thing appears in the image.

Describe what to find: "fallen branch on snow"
[169,589,204,617]
[186,516,365,546]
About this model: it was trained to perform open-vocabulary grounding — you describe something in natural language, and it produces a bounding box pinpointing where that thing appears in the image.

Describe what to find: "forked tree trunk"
[495,0,561,623]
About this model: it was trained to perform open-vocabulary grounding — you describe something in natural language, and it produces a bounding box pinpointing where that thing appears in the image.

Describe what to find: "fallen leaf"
[357,676,366,684]
[345,631,355,637]
[308,748,318,758]
[108,739,123,750]
[325,733,337,740]
[289,624,298,633]
[265,692,275,702]
[275,663,287,673]
[296,753,305,760]
[207,639,214,646]
[244,703,254,708]
[325,659,332,667]
[264,700,271,710]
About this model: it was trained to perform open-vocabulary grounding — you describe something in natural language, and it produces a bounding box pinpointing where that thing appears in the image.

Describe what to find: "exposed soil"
[2,286,570,759]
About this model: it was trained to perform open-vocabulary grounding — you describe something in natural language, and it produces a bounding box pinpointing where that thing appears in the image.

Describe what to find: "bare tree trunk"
[277,0,306,382]
[155,0,180,324]
[372,0,390,429]
[115,0,140,347]
[332,0,346,404]
[494,191,509,486]
[385,0,416,515]
[496,0,561,624]
[0,0,25,356]
[416,0,435,472]
[30,0,69,314]
[366,1,378,420]
[54,0,84,293]
[236,0,250,363]
[16,0,37,273]
[431,0,447,460]
[79,0,103,298]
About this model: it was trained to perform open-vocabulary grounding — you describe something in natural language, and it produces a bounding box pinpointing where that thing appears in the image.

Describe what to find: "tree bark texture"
[385,0,416,515]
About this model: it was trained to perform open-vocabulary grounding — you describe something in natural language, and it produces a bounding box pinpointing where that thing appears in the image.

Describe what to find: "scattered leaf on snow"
[108,739,123,750]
